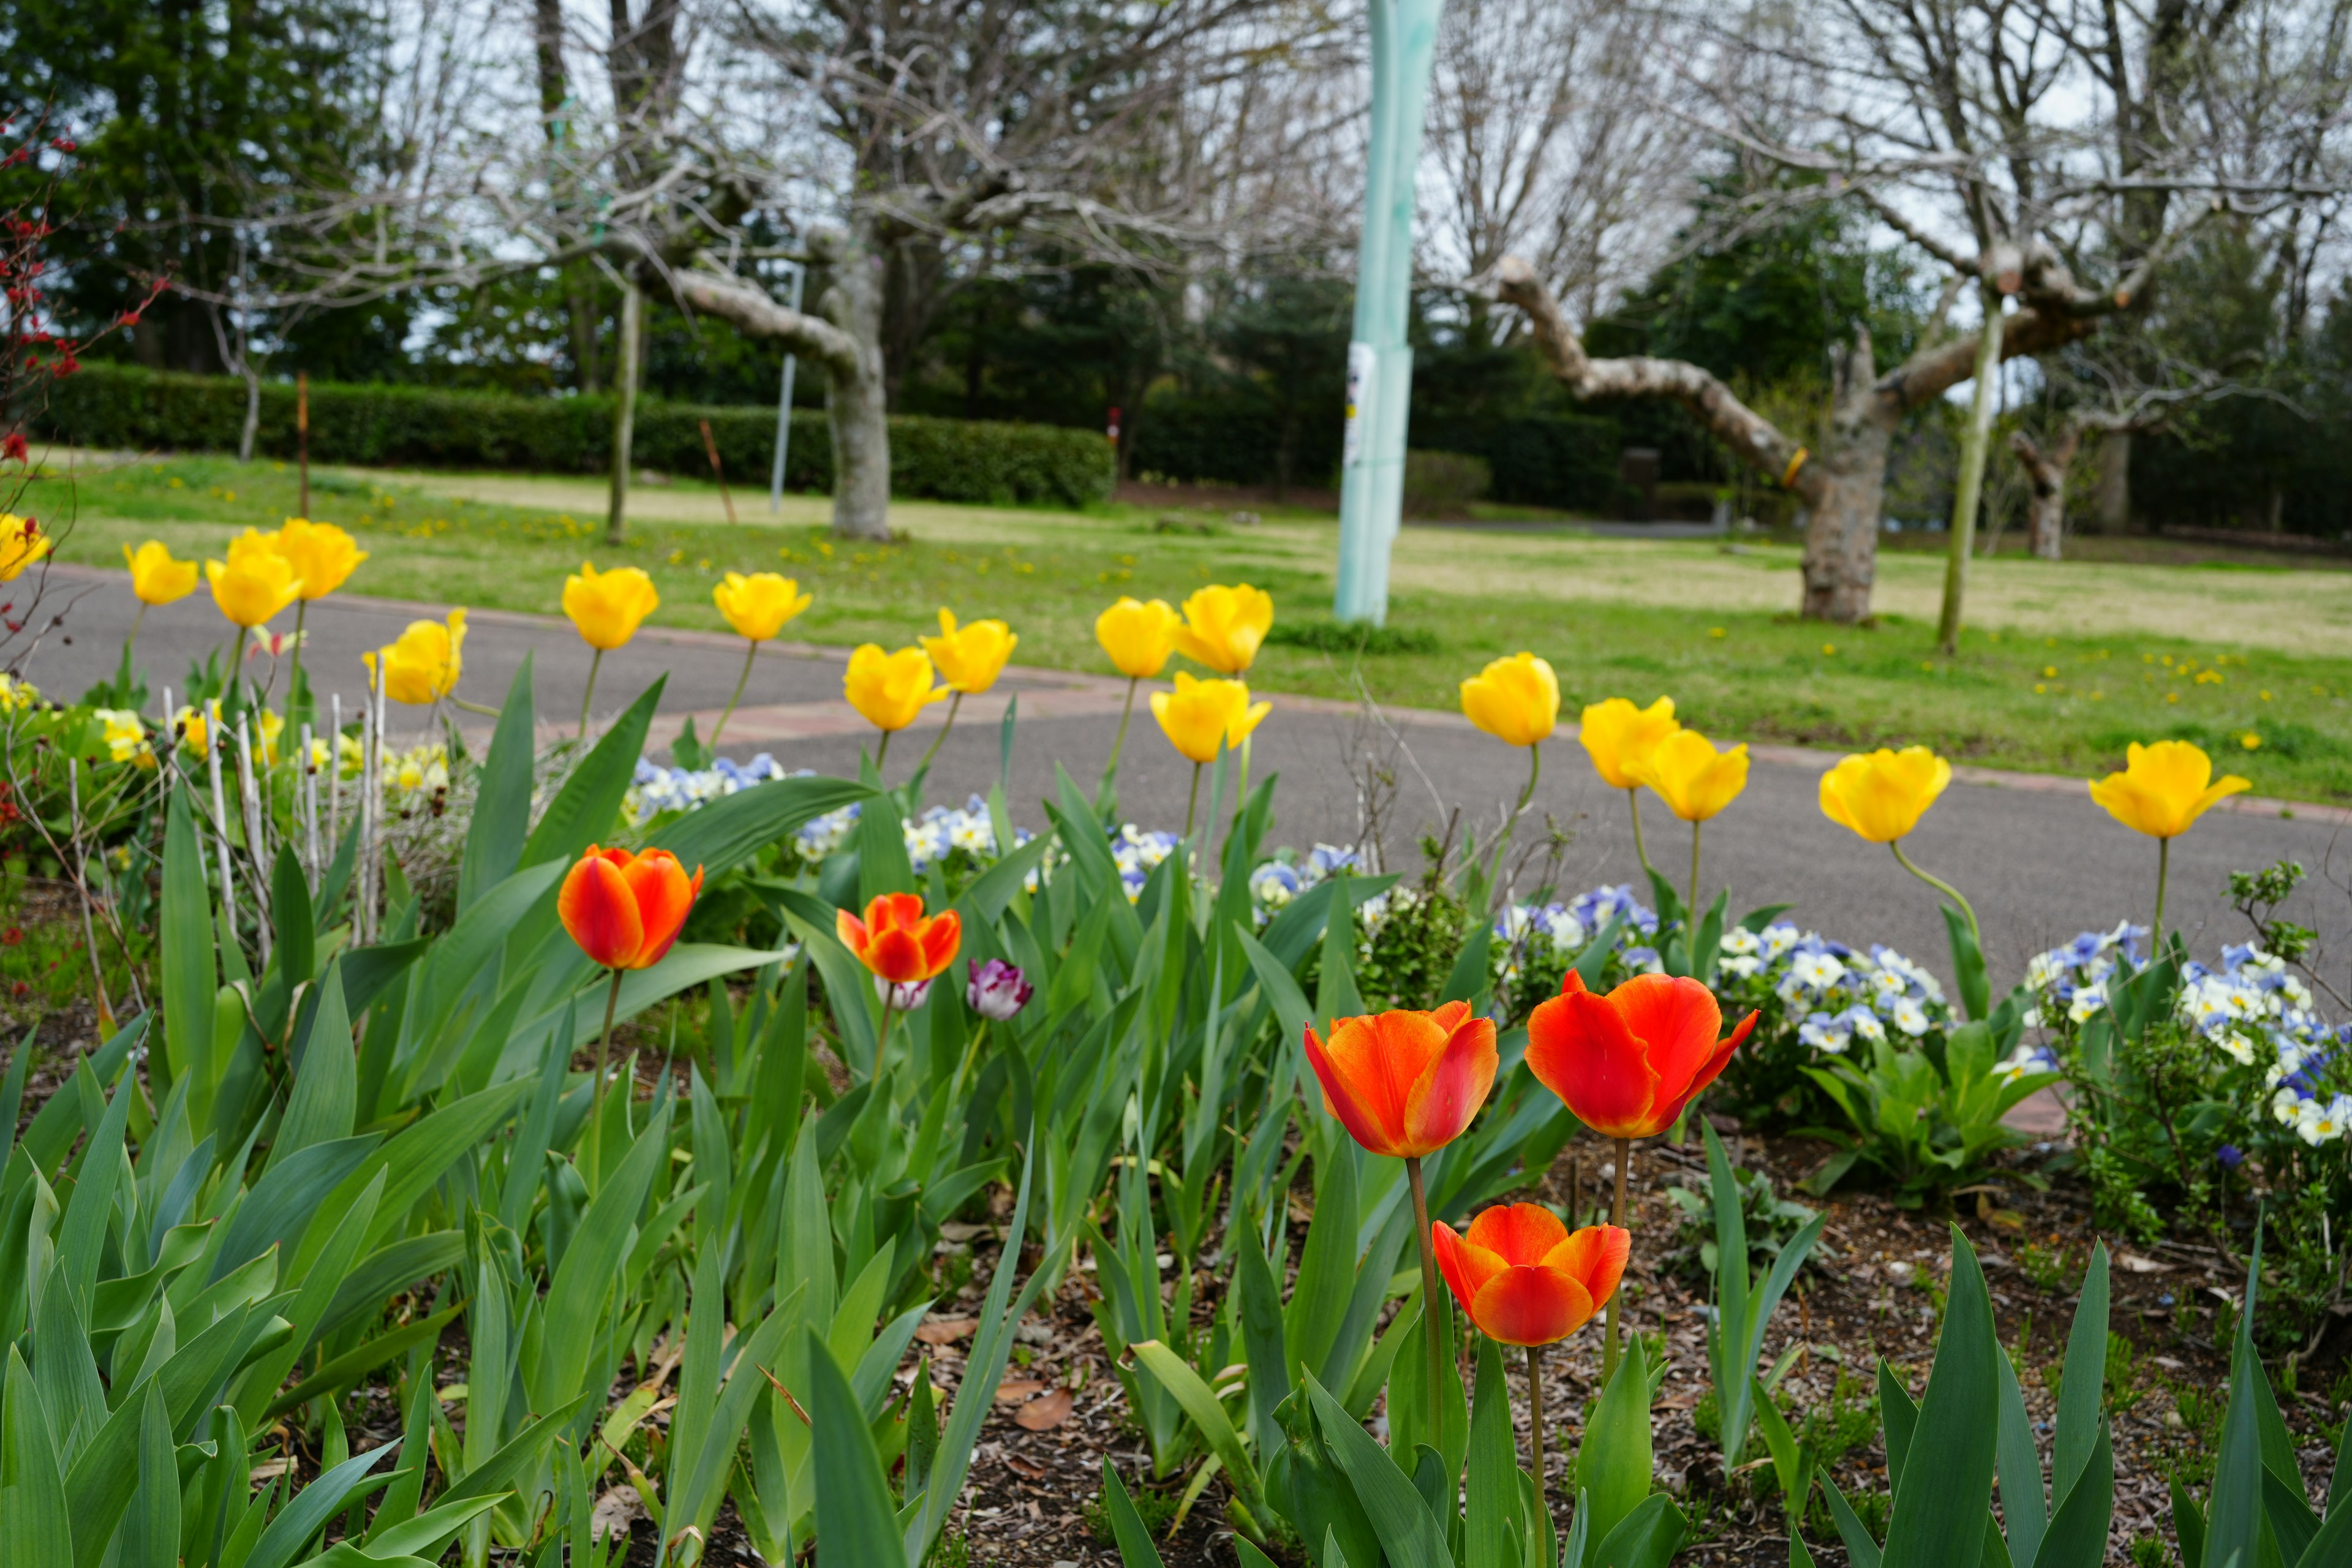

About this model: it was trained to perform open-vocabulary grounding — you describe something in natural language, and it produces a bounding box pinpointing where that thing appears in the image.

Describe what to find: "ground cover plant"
[22,449,2352,802]
[0,519,2346,1567]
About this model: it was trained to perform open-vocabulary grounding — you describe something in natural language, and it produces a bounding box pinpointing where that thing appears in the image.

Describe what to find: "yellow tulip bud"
[563,562,660,650]
[844,644,949,733]
[1637,729,1749,823]
[1819,746,1952,843]
[1578,696,1679,789]
[124,541,200,606]
[205,530,304,628]
[0,514,51,583]
[1150,672,1270,764]
[271,518,368,600]
[712,571,812,643]
[364,609,466,706]
[1172,583,1273,675]
[1095,597,1181,679]
[1460,652,1559,748]
[921,609,1017,695]
[2089,740,2250,840]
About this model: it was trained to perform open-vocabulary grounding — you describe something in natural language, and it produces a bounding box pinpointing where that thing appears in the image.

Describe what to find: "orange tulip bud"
[1302,1000,1498,1160]
[1434,1207,1629,1347]
[836,892,962,986]
[558,845,703,971]
[1525,971,1755,1140]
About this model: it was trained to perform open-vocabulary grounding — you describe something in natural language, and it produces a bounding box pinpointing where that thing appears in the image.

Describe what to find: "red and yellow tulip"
[1434,1207,1628,1347]
[1302,1000,1497,1161]
[1525,971,1755,1142]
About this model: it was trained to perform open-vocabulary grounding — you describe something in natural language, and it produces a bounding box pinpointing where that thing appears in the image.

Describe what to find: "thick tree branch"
[1488,255,1821,500]
[667,268,862,373]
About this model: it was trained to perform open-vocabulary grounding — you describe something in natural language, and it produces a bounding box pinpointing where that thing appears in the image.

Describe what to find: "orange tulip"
[837,892,962,985]
[1303,1000,1498,1160]
[1433,1207,1629,1347]
[1525,971,1756,1140]
[559,846,703,971]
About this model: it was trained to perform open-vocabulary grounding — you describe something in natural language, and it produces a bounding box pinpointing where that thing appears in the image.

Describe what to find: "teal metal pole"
[1332,0,1446,626]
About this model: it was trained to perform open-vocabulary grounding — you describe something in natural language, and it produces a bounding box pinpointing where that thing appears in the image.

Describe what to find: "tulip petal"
[1401,1010,1498,1155]
[865,927,935,986]
[1525,986,1660,1139]
[620,853,699,970]
[1316,1010,1450,1156]
[1470,1267,1595,1347]
[918,908,963,979]
[559,854,645,970]
[1651,1008,1760,1130]
[1304,1024,1408,1158]
[1432,1221,1476,1314]
[1463,1202,1569,1267]
[1542,1224,1630,1311]
[1610,974,1725,1104]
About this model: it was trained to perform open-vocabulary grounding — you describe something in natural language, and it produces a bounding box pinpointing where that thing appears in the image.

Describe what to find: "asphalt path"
[24,564,2352,990]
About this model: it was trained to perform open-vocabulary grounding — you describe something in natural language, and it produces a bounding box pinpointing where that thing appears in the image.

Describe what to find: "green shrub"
[1400,448,1491,517]
[38,362,1115,508]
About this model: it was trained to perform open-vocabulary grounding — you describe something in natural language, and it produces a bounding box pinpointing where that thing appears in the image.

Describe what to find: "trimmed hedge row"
[38,363,1117,508]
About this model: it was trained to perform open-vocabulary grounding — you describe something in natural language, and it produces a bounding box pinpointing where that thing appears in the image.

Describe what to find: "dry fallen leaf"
[995,1379,1047,1403]
[1014,1387,1075,1431]
[1004,1453,1049,1479]
[915,1317,978,1345]
[939,1221,993,1242]
[2119,1253,2171,1274]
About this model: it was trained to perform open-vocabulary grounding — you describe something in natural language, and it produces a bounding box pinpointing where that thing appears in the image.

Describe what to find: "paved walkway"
[26,564,2352,989]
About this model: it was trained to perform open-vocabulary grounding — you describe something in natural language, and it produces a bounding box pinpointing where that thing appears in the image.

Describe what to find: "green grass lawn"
[26,449,2352,802]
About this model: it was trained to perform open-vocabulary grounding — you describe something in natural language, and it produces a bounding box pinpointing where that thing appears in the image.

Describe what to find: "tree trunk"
[237,362,262,464]
[2009,426,2078,561]
[1937,287,2007,653]
[1797,418,1894,622]
[606,279,643,546]
[820,226,893,541]
[2090,431,2131,533]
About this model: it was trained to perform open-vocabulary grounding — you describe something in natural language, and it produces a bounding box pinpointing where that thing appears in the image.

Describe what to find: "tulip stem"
[1890,840,1981,952]
[587,967,624,1188]
[917,690,963,776]
[1627,788,1653,878]
[709,640,758,748]
[448,696,502,718]
[221,624,243,710]
[875,729,892,772]
[2153,836,2169,949]
[1184,761,1202,839]
[579,649,603,740]
[1526,1342,1549,1508]
[1406,1155,1450,1441]
[1602,1137,1629,1381]
[1689,821,1702,922]
[1100,677,1137,798]
[1482,742,1544,910]
[285,600,309,728]
[125,603,147,673]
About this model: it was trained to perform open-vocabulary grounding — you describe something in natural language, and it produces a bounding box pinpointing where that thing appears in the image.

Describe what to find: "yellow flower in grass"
[922,610,1017,695]
[1638,729,1749,823]
[1173,584,1273,674]
[1578,696,1679,789]
[172,703,218,760]
[0,514,51,582]
[714,572,812,642]
[1151,672,1269,764]
[844,644,950,733]
[0,674,36,714]
[2089,741,2250,840]
[124,542,199,606]
[1460,652,1559,748]
[205,530,304,627]
[1096,597,1182,679]
[1819,747,1953,843]
[563,562,659,650]
[95,709,155,767]
[270,518,367,600]
[364,609,466,705]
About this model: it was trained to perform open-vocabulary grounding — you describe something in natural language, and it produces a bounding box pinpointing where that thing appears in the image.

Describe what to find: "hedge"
[37,363,1117,509]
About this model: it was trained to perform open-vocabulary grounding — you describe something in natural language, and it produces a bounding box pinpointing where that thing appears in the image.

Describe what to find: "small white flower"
[2217,1033,2257,1066]
[1893,998,1931,1038]
[1720,928,1760,957]
[2067,982,2108,1025]
[1790,952,1846,990]
[1721,954,1762,979]
[2272,1087,2306,1125]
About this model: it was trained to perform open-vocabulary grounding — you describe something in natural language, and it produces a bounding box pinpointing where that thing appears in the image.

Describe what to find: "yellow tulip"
[921,609,1017,695]
[205,530,304,627]
[1638,729,1749,823]
[1819,747,1953,843]
[713,571,812,643]
[1172,583,1273,675]
[364,609,466,705]
[844,643,950,733]
[0,514,51,582]
[1150,672,1268,765]
[1460,652,1559,748]
[124,541,199,606]
[563,562,660,650]
[2089,741,2250,840]
[271,518,367,600]
[1578,696,1679,788]
[1096,597,1182,679]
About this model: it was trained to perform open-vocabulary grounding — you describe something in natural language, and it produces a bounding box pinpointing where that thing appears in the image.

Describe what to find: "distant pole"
[1332,0,1446,627]
[768,261,807,516]
[699,418,738,524]
[296,372,311,516]
[1937,280,2007,655]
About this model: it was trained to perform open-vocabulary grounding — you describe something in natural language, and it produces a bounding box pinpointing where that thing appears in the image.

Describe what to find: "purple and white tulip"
[965,959,1033,1021]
